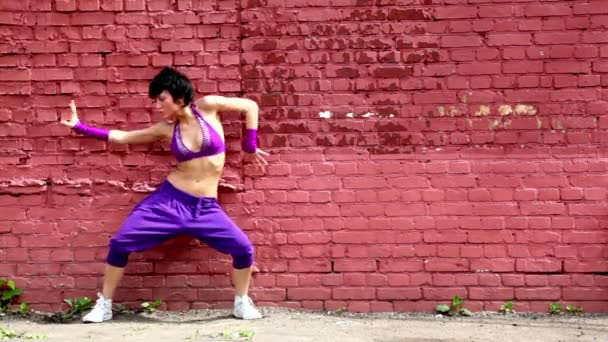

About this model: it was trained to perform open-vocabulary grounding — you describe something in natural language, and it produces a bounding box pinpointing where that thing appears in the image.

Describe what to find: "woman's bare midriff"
[166,153,226,198]
[164,112,226,198]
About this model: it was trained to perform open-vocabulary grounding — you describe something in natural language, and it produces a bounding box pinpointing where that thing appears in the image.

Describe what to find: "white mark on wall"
[475,105,491,117]
[489,119,501,130]
[107,180,130,190]
[319,111,332,119]
[515,104,537,116]
[1,178,48,187]
[320,111,390,119]
[57,179,93,186]
[0,178,161,194]
[438,106,446,117]
[461,92,471,104]
[132,182,157,193]
[437,104,537,119]
[451,106,460,117]
[437,106,460,117]
[499,105,513,116]
[555,121,563,129]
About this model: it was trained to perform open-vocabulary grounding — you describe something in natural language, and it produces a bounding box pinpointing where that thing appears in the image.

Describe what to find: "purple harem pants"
[106,180,254,269]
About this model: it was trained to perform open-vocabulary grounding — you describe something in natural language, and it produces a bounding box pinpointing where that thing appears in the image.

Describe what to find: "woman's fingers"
[243,150,269,167]
[69,100,78,120]
[256,149,270,156]
[255,154,268,166]
[254,149,269,165]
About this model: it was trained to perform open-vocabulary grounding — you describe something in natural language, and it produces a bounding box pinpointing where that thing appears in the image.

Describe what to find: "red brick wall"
[1,0,607,313]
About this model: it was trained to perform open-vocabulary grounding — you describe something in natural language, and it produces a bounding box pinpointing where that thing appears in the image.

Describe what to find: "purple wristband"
[72,121,110,141]
[243,128,257,153]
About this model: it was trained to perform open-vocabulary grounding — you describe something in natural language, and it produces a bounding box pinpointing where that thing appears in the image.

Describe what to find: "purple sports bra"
[171,106,226,162]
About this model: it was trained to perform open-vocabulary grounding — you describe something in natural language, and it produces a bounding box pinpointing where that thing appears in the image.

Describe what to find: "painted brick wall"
[1,0,607,313]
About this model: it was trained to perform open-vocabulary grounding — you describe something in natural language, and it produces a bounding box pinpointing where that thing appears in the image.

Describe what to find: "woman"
[61,67,269,322]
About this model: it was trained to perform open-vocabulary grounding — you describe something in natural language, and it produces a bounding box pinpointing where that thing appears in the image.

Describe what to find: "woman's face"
[155,90,183,120]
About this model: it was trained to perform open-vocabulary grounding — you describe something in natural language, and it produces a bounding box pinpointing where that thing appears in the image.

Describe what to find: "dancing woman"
[61,67,268,322]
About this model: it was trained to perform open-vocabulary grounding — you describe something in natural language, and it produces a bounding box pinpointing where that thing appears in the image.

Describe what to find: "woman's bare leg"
[232,266,252,297]
[101,265,125,299]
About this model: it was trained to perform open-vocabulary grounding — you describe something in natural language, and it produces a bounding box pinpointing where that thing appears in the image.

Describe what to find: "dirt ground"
[1,307,607,342]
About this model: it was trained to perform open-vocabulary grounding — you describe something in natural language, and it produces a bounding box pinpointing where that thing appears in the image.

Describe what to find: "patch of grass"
[0,327,18,340]
[140,299,162,313]
[435,295,473,317]
[0,326,46,340]
[549,302,563,315]
[239,330,255,338]
[549,302,584,315]
[499,301,515,314]
[0,280,23,313]
[18,302,30,316]
[565,305,584,313]
[112,303,130,316]
[333,306,347,314]
[216,330,255,341]
[63,297,94,319]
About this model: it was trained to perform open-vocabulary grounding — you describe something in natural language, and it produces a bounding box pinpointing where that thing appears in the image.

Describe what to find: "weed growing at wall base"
[0,280,23,313]
[435,295,473,317]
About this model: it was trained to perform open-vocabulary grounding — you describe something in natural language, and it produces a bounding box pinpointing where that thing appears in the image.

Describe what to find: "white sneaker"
[82,293,113,323]
[233,295,262,320]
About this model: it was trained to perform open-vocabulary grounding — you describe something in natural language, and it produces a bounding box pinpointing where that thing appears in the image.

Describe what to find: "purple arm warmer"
[72,121,110,141]
[242,128,258,153]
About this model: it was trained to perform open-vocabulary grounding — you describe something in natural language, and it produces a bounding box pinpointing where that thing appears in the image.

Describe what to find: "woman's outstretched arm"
[61,100,170,144]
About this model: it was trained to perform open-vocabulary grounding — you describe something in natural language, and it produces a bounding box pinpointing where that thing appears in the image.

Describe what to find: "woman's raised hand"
[60,100,79,128]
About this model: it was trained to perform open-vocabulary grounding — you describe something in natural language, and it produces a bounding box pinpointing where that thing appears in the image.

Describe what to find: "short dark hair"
[149,67,194,106]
